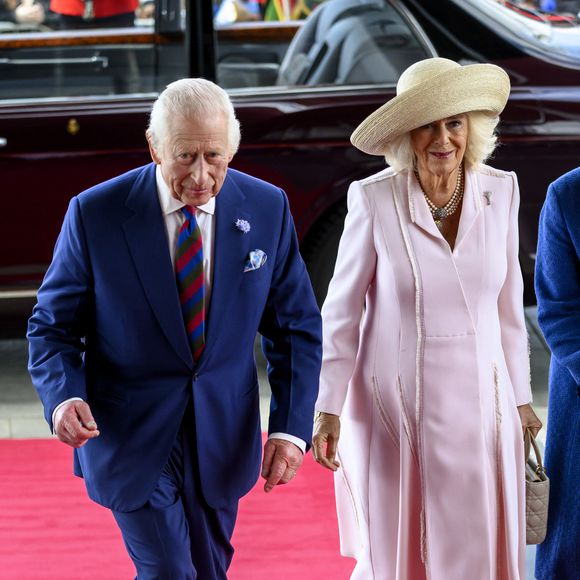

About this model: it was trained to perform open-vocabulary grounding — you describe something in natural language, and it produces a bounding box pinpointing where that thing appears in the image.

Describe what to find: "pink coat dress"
[316,165,532,580]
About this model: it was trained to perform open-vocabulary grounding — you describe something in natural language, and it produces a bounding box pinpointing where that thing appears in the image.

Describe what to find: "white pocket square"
[244,249,267,272]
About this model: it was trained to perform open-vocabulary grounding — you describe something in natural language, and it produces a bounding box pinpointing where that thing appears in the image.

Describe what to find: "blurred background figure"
[214,0,261,25]
[514,0,580,14]
[10,0,44,23]
[213,0,328,23]
[49,0,138,29]
[539,0,557,11]
[135,0,154,20]
[0,0,51,26]
[263,0,326,20]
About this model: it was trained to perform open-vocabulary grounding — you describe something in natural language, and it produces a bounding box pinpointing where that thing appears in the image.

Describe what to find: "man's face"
[148,114,232,207]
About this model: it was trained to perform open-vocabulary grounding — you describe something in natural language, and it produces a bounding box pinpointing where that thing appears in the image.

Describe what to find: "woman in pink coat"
[312,58,542,579]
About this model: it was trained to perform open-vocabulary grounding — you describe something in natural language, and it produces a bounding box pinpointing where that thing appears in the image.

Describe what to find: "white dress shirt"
[53,166,305,453]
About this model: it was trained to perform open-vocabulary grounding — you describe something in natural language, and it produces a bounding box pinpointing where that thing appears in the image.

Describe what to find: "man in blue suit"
[27,78,322,579]
[535,167,580,580]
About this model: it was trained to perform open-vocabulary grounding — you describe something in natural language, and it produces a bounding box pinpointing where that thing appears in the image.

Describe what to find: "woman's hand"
[517,403,542,439]
[312,412,341,471]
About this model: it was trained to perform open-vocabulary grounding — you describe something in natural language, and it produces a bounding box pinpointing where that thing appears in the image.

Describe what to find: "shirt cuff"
[52,397,84,432]
[268,432,306,454]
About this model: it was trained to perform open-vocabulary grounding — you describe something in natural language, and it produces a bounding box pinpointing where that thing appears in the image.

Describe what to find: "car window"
[214,0,430,90]
[460,0,580,67]
[0,0,183,100]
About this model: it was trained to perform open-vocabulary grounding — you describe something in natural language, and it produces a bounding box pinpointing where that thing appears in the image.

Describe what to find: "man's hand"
[261,438,304,493]
[54,400,100,448]
[312,412,341,471]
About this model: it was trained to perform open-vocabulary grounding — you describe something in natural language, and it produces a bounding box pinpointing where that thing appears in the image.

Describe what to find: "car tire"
[302,201,347,308]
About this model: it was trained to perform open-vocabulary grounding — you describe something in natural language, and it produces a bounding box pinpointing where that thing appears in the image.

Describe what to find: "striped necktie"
[176,206,205,360]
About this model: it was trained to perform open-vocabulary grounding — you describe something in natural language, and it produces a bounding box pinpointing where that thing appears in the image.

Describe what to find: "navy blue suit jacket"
[28,163,322,512]
[535,167,580,579]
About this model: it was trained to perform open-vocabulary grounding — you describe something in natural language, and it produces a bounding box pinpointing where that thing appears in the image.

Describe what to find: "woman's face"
[411,115,468,178]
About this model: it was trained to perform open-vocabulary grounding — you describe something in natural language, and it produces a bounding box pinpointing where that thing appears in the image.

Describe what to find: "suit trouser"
[112,405,238,580]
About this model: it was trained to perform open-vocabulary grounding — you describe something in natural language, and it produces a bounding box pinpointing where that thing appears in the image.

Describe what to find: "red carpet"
[0,438,355,579]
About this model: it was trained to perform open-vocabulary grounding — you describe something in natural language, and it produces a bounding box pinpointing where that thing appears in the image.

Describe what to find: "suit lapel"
[122,164,193,369]
[202,173,250,360]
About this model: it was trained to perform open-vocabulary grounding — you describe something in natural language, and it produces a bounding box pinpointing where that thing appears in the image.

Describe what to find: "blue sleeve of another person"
[535,173,580,384]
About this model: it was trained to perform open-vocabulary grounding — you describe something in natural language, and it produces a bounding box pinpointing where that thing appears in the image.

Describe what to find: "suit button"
[193,373,199,381]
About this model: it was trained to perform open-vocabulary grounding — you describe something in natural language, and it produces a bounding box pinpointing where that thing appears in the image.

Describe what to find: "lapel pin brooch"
[483,191,493,206]
[235,218,251,233]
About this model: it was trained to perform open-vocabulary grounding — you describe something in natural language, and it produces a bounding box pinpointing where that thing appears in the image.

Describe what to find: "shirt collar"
[155,165,216,216]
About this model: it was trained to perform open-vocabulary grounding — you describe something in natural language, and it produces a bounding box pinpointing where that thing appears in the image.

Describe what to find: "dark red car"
[2,0,580,336]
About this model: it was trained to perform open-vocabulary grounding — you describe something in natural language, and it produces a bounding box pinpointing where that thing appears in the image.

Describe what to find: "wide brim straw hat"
[350,57,511,156]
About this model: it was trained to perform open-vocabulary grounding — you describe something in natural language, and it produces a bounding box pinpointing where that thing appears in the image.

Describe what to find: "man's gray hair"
[147,78,241,155]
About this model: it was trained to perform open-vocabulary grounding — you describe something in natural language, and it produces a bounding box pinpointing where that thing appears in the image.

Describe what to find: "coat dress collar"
[406,167,483,252]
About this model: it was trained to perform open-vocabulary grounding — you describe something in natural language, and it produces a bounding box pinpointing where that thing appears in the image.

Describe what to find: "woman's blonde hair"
[382,111,500,171]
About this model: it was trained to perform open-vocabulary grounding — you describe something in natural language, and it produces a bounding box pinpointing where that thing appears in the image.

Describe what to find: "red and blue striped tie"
[176,206,205,360]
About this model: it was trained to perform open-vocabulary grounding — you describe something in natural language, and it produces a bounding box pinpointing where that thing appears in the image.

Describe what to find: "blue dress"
[535,167,580,580]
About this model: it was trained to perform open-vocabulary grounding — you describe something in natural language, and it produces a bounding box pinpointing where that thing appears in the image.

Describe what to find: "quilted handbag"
[524,427,549,545]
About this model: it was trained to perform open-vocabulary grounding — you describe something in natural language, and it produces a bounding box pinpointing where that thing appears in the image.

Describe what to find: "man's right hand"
[54,400,100,448]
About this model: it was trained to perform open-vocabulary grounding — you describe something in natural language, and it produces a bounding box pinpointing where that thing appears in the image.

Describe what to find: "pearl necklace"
[414,164,464,230]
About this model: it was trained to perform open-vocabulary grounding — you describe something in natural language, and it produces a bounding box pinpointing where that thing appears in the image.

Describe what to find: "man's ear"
[146,130,161,164]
